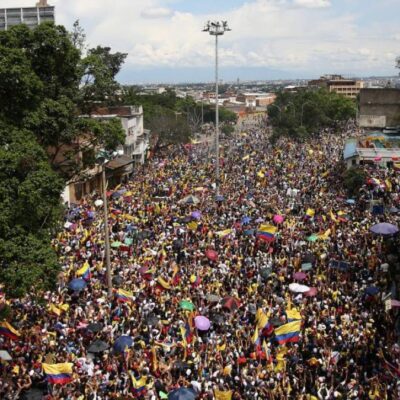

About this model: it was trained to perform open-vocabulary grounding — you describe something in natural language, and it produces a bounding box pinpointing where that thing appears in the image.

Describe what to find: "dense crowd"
[1,119,400,399]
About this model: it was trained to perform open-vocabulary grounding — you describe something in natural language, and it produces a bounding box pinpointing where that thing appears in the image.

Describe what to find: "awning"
[106,155,134,170]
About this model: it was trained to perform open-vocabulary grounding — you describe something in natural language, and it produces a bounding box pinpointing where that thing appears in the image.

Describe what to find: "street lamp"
[203,20,231,196]
[96,149,123,298]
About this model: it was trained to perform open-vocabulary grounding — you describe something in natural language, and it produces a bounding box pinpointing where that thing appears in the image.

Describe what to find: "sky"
[1,0,399,83]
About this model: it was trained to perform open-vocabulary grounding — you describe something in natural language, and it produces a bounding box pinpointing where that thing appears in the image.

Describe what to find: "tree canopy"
[0,21,126,296]
[267,89,356,141]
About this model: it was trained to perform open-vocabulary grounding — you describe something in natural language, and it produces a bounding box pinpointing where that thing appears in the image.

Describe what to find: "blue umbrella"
[113,336,133,353]
[243,229,255,236]
[346,199,356,205]
[365,286,379,296]
[241,216,251,225]
[215,195,225,202]
[168,387,198,400]
[68,278,87,291]
[370,223,399,235]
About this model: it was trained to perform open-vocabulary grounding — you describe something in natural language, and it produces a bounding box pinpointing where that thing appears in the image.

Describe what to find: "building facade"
[359,88,400,128]
[0,1,54,30]
[309,75,364,99]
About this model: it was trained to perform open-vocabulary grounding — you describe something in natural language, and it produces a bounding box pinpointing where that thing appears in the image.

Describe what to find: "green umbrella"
[307,234,318,242]
[111,241,122,248]
[179,300,195,311]
[124,238,133,246]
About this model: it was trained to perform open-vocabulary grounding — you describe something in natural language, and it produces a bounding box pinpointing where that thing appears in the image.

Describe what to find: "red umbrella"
[205,249,218,262]
[222,296,241,311]
[294,272,307,281]
[305,287,317,297]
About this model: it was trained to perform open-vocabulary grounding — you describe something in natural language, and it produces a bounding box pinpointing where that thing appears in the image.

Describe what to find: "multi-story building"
[0,1,55,31]
[309,75,364,99]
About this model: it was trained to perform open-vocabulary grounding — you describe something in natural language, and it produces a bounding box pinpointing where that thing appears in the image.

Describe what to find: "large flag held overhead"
[274,320,301,345]
[257,224,277,242]
[116,289,134,303]
[129,373,148,395]
[0,321,20,340]
[76,261,91,281]
[42,363,73,385]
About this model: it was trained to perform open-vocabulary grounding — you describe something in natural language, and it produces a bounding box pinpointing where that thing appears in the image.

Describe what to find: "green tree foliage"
[0,21,126,296]
[267,89,356,140]
[342,166,367,197]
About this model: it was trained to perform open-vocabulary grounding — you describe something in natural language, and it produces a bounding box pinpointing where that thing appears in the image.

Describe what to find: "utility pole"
[203,21,231,196]
[101,165,112,298]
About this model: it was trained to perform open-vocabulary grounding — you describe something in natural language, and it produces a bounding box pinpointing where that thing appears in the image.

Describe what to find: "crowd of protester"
[0,119,400,399]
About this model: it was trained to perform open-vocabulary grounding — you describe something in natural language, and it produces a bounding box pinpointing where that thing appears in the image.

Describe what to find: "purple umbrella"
[191,211,202,220]
[294,272,307,281]
[370,223,399,235]
[194,316,211,331]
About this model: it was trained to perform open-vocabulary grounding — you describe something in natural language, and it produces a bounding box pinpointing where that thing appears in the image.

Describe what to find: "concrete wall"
[359,88,400,127]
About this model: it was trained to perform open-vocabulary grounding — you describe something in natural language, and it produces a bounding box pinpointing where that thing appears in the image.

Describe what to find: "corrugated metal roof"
[343,139,358,160]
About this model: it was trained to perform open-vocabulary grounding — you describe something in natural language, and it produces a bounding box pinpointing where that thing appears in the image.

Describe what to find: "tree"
[0,22,127,296]
[147,107,192,152]
[0,124,64,297]
[342,166,366,197]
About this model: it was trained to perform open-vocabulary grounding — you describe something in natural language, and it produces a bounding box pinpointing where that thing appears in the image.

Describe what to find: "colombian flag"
[257,224,277,242]
[130,373,148,395]
[76,261,91,281]
[42,363,73,385]
[0,321,20,340]
[274,320,301,345]
[116,289,134,303]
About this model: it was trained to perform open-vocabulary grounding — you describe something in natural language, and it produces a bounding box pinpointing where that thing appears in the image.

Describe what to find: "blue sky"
[1,0,399,83]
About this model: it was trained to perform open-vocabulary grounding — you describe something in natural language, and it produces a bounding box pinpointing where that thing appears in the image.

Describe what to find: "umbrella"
[194,316,211,331]
[255,217,264,223]
[301,263,313,271]
[365,286,380,296]
[215,195,225,202]
[111,241,122,248]
[112,276,124,286]
[222,296,241,311]
[124,238,133,246]
[243,229,255,235]
[294,272,307,281]
[370,223,399,235]
[87,322,103,333]
[113,336,133,353]
[260,267,272,279]
[179,195,200,205]
[210,314,224,325]
[289,283,310,293]
[205,294,220,303]
[0,350,11,361]
[88,340,109,353]
[241,216,251,225]
[168,387,198,400]
[346,199,356,205]
[205,249,218,261]
[191,211,202,220]
[390,207,399,214]
[20,388,45,400]
[307,234,318,242]
[94,199,103,207]
[146,314,159,326]
[179,300,195,311]
[304,287,318,297]
[68,278,87,292]
[273,214,284,224]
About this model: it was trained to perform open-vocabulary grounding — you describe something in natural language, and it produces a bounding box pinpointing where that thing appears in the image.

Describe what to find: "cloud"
[292,0,331,8]
[141,7,173,19]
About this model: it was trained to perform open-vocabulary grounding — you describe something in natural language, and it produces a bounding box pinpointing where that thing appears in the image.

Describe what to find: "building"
[236,93,276,108]
[309,75,364,99]
[0,1,54,30]
[359,88,400,128]
[61,105,149,204]
[343,133,400,169]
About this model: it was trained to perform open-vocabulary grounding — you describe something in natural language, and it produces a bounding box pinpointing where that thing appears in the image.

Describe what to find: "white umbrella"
[289,283,310,293]
[0,350,12,361]
[63,221,72,229]
[94,199,104,207]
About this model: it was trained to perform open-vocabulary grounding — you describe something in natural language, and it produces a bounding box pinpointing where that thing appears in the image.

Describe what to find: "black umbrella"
[210,314,224,325]
[87,322,103,333]
[260,267,272,279]
[146,314,159,326]
[112,276,124,286]
[168,387,198,400]
[88,340,109,353]
[20,388,45,400]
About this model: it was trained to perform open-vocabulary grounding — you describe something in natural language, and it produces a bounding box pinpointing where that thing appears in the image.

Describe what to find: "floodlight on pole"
[203,20,231,197]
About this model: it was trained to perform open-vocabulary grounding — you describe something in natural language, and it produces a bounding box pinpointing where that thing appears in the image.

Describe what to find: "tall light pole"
[203,21,231,196]
[101,164,112,298]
